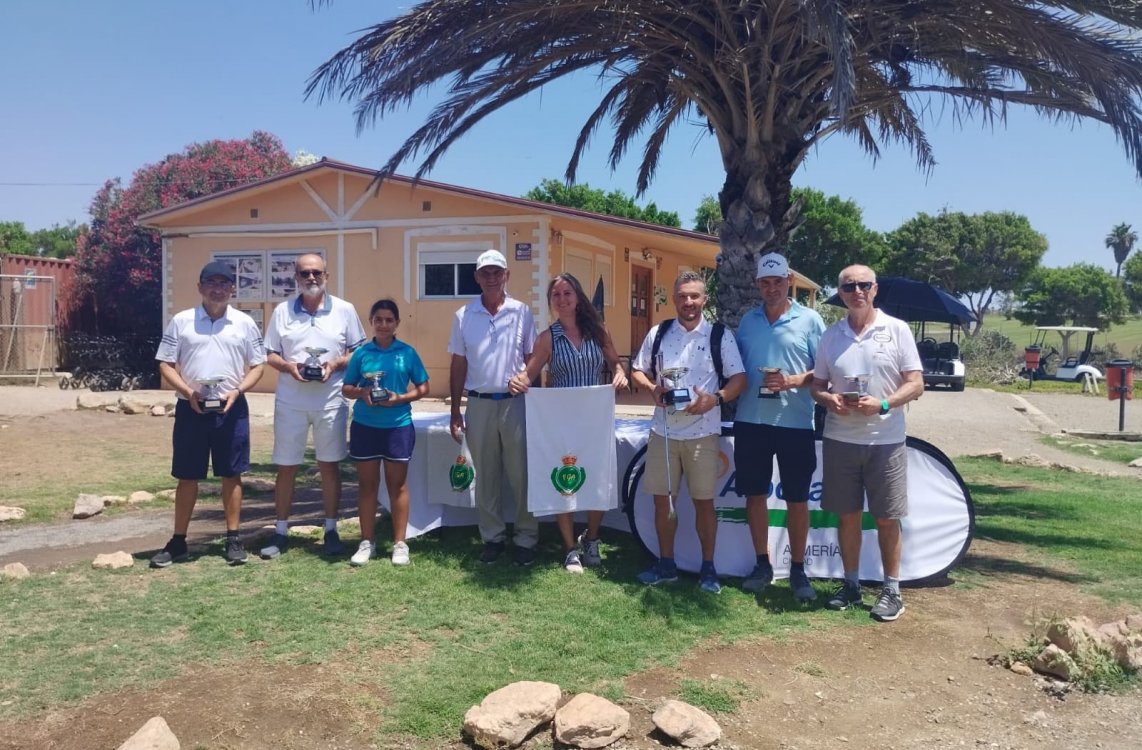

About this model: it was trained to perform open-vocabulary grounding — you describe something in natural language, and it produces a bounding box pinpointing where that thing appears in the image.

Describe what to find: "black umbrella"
[592,276,605,321]
[825,276,976,325]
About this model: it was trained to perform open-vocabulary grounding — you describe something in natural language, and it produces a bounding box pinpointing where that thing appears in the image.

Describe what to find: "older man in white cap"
[733,251,825,602]
[448,249,539,565]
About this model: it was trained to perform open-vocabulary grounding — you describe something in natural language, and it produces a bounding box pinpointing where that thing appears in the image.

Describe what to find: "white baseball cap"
[475,250,508,270]
[756,252,790,279]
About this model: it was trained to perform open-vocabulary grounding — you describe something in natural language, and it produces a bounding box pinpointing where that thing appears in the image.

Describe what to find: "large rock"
[463,681,561,749]
[101,495,128,506]
[73,493,105,519]
[77,392,119,410]
[93,551,135,570]
[1047,616,1106,654]
[128,491,156,504]
[554,693,629,749]
[117,716,180,750]
[150,405,167,417]
[0,505,26,522]
[1107,633,1142,672]
[651,700,721,748]
[1033,644,1078,681]
[156,489,177,501]
[120,398,148,415]
[2,562,30,579]
[243,477,275,493]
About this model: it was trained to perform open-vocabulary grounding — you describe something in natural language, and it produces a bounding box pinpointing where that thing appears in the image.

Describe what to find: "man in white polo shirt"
[631,271,747,594]
[151,260,266,568]
[448,249,539,566]
[810,264,924,622]
[260,253,366,559]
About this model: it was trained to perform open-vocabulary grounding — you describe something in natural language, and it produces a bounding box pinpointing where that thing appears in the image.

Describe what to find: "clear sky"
[3,0,1140,272]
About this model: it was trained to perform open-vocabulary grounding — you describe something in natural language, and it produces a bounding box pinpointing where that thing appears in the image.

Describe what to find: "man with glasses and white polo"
[260,253,366,560]
[151,260,266,568]
[448,249,539,566]
[810,265,923,622]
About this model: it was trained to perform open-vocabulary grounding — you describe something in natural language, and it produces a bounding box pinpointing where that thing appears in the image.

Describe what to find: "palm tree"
[1106,222,1137,278]
[308,1,1142,326]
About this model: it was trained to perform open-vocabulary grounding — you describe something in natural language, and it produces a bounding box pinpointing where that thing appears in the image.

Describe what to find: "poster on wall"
[214,254,265,301]
[269,250,325,299]
[239,305,265,334]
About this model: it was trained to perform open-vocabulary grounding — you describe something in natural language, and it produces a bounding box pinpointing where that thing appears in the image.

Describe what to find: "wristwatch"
[716,392,724,406]
[879,399,890,415]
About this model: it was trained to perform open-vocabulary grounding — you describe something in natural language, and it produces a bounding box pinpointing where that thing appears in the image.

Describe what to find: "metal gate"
[0,273,58,385]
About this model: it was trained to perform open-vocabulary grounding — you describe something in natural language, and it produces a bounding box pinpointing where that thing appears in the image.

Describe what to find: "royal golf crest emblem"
[449,454,475,491]
[550,454,586,496]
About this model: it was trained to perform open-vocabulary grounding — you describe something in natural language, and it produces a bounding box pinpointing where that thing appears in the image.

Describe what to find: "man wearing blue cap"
[151,259,266,568]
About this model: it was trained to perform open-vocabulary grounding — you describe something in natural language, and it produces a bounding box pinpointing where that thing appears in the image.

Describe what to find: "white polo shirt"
[447,295,537,393]
[815,309,923,445]
[155,305,267,398]
[633,317,745,440]
[264,293,366,410]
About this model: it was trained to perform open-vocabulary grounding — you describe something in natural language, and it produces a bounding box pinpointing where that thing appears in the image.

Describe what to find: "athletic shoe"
[740,559,774,593]
[479,541,505,564]
[150,538,189,569]
[577,533,602,567]
[699,570,722,595]
[637,561,679,586]
[870,586,905,622]
[514,546,537,567]
[563,549,584,574]
[350,540,375,567]
[323,529,345,556]
[224,536,247,566]
[789,567,818,603]
[826,581,863,611]
[259,533,289,559]
[391,541,410,566]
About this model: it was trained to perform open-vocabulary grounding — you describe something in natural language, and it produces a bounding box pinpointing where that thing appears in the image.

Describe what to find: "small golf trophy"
[759,366,782,398]
[363,371,390,403]
[842,373,870,405]
[301,347,328,381]
[199,377,225,414]
[659,369,692,413]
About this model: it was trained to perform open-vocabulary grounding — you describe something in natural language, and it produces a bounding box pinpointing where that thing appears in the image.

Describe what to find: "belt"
[467,390,516,400]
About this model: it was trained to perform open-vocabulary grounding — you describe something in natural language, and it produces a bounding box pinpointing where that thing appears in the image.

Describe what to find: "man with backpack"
[631,271,746,593]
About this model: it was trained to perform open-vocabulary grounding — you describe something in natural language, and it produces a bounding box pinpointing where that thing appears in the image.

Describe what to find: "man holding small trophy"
[260,253,366,559]
[630,271,746,593]
[733,252,826,602]
[151,260,267,568]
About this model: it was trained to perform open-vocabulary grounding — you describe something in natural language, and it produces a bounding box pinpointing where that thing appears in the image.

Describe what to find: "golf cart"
[826,276,975,392]
[1022,326,1103,384]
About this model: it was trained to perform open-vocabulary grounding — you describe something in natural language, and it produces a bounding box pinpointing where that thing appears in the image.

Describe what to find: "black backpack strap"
[648,318,675,381]
[710,321,726,387]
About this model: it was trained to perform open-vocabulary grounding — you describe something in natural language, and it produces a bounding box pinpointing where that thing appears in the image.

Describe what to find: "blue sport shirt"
[343,338,429,429]
[734,300,825,430]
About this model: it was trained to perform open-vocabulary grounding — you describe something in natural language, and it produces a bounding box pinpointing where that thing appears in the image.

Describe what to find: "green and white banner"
[620,429,973,583]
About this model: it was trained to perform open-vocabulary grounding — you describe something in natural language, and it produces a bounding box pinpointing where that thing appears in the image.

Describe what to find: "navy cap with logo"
[199,260,236,283]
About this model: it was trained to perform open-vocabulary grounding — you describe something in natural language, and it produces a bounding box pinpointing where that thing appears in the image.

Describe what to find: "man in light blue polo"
[733,251,825,602]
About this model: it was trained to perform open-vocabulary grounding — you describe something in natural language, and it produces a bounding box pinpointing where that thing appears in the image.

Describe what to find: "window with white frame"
[417,245,486,298]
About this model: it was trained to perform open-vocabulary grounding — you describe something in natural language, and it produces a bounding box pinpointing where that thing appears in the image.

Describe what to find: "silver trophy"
[198,377,225,413]
[759,366,782,398]
[301,347,328,381]
[842,373,870,405]
[363,371,390,403]
[659,366,692,413]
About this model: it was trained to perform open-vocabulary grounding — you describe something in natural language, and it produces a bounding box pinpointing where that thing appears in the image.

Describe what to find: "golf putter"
[655,353,677,520]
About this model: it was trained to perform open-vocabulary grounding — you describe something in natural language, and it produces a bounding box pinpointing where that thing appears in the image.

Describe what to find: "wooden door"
[630,265,652,353]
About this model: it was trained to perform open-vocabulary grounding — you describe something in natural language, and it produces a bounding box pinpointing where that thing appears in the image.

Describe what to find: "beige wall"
[154,168,739,397]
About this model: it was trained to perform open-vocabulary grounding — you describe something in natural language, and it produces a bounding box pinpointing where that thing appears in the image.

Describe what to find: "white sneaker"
[391,541,410,566]
[350,540,375,567]
[563,549,584,574]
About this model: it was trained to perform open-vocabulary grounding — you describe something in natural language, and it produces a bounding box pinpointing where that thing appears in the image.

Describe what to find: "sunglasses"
[297,269,325,278]
[839,281,875,293]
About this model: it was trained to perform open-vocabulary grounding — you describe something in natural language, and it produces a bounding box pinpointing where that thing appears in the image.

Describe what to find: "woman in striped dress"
[509,273,628,572]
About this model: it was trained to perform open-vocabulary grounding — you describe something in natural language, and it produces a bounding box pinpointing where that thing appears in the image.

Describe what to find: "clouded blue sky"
[3,0,1140,273]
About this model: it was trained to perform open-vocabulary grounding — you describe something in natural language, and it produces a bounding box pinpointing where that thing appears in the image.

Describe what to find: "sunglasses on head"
[297,269,325,278]
[840,281,875,293]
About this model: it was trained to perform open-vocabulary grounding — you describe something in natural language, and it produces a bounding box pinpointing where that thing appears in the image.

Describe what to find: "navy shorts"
[349,422,416,462]
[732,421,816,502]
[171,396,251,480]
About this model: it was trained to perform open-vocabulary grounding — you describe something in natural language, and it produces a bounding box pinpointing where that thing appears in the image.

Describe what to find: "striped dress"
[549,321,604,388]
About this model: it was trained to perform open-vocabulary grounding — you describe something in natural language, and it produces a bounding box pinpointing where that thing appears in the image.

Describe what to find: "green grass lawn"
[1040,435,1142,466]
[4,459,1140,744]
[978,315,1142,357]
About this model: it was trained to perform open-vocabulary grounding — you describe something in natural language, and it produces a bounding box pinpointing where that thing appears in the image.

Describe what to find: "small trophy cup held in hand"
[301,347,328,381]
[363,371,390,403]
[659,367,692,413]
[842,373,870,406]
[198,377,225,414]
[759,366,782,398]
